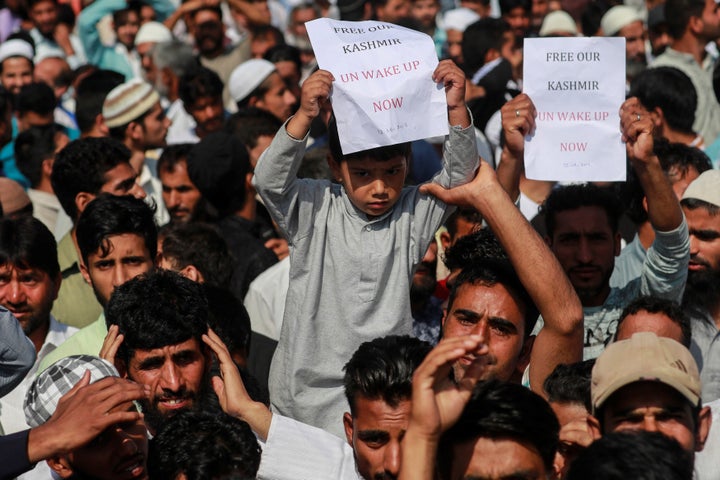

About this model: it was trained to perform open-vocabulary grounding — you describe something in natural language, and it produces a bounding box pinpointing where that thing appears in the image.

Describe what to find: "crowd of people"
[0,0,719,477]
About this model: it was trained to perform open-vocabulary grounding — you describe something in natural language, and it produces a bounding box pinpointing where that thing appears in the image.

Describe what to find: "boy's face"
[330,155,407,218]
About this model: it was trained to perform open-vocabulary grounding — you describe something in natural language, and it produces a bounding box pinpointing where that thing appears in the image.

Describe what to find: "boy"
[253,60,478,437]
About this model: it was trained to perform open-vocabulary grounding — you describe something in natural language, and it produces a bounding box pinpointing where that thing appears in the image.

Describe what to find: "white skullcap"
[135,21,173,46]
[0,39,34,64]
[229,59,276,104]
[601,5,642,36]
[539,10,578,36]
[443,8,481,32]
[103,79,159,128]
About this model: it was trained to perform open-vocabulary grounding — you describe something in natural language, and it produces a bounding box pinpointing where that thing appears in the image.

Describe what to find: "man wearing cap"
[229,58,297,122]
[0,38,34,96]
[103,79,170,225]
[680,170,720,403]
[650,0,720,145]
[601,5,648,84]
[443,8,480,67]
[590,332,714,477]
[135,21,173,86]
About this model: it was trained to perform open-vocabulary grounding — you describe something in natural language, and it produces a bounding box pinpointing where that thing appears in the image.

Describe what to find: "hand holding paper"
[286,69,334,140]
[619,97,655,165]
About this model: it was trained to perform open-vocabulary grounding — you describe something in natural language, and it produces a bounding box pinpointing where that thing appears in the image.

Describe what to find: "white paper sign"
[523,37,626,181]
[306,18,449,155]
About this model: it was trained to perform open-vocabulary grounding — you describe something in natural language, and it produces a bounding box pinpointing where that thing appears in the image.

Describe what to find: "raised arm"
[420,162,584,394]
[496,93,536,201]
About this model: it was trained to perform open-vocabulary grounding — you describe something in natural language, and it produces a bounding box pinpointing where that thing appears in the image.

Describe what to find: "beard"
[626,55,647,82]
[683,267,720,312]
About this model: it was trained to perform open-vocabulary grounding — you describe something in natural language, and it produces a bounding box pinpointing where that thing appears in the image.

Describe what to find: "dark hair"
[499,0,530,15]
[76,194,157,265]
[542,183,622,238]
[462,18,511,75]
[443,227,506,272]
[148,410,261,480]
[616,295,691,347]
[51,137,132,220]
[112,1,140,27]
[157,143,194,175]
[264,44,302,72]
[566,431,694,480]
[107,269,208,364]
[343,335,432,415]
[189,3,223,20]
[161,222,233,288]
[438,380,560,478]
[203,285,252,358]
[445,207,483,240]
[225,107,282,150]
[0,216,59,278]
[14,124,58,188]
[543,359,595,413]
[253,24,285,45]
[665,0,705,39]
[28,0,58,10]
[448,262,539,337]
[629,67,697,134]
[179,66,224,110]
[75,69,125,134]
[16,82,55,117]
[328,114,411,163]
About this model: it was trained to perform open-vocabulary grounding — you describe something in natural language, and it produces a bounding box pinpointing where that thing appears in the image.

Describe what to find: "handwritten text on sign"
[306,18,448,155]
[523,37,626,181]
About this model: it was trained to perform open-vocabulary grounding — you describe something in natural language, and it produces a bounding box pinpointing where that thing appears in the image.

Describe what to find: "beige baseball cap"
[591,332,701,413]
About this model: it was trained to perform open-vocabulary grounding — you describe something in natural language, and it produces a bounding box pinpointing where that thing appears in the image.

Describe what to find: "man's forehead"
[131,338,203,361]
[90,233,150,260]
[354,397,411,424]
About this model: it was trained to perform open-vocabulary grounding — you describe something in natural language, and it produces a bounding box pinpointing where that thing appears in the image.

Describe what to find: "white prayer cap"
[0,39,34,64]
[601,5,642,36]
[443,8,481,32]
[135,21,173,46]
[539,10,578,36]
[229,59,276,104]
[103,79,159,128]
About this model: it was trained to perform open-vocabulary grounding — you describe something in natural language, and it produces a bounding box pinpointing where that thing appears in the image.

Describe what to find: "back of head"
[0,215,59,278]
[542,183,622,238]
[203,284,252,362]
[74,69,124,134]
[225,107,281,150]
[51,137,132,220]
[264,44,302,71]
[148,410,261,480]
[343,335,432,414]
[462,18,510,75]
[443,227,507,272]
[76,193,157,266]
[617,295,691,348]
[161,222,233,288]
[14,124,57,189]
[566,431,694,480]
[327,114,411,164]
[179,66,223,109]
[629,67,697,134]
[107,269,208,365]
[438,380,560,478]
[665,0,706,39]
[17,82,55,117]
[543,359,595,412]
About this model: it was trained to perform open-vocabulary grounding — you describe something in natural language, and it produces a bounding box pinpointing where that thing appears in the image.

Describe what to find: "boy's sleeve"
[431,114,479,188]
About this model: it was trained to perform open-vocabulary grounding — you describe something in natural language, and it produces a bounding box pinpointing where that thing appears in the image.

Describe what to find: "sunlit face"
[442,282,527,382]
[376,0,410,23]
[254,72,297,122]
[330,156,408,218]
[29,0,58,36]
[139,102,170,149]
[448,436,548,480]
[187,95,224,137]
[344,397,409,480]
[116,11,140,50]
[80,233,154,307]
[126,338,208,423]
[159,161,202,223]
[0,57,33,95]
[100,163,147,200]
[548,206,620,307]
[0,264,59,336]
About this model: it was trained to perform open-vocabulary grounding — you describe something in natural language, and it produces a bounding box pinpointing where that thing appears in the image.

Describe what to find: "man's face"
[159,161,202,223]
[446,29,464,65]
[1,57,33,95]
[254,72,297,122]
[343,397,410,480]
[410,0,439,30]
[290,6,316,37]
[620,21,646,62]
[684,206,720,274]
[531,0,549,28]
[126,338,208,424]
[116,11,140,50]
[100,162,147,200]
[329,156,407,218]
[80,233,154,307]
[616,310,685,345]
[549,206,620,306]
[448,436,548,480]
[248,134,273,168]
[274,60,301,102]
[59,403,149,480]
[504,6,531,39]
[442,282,527,382]
[140,4,156,24]
[699,0,720,41]
[649,26,671,56]
[187,95,224,137]
[0,263,59,336]
[138,102,170,149]
[602,381,709,453]
[194,10,225,57]
[376,0,410,23]
[30,0,58,36]
[136,42,156,84]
